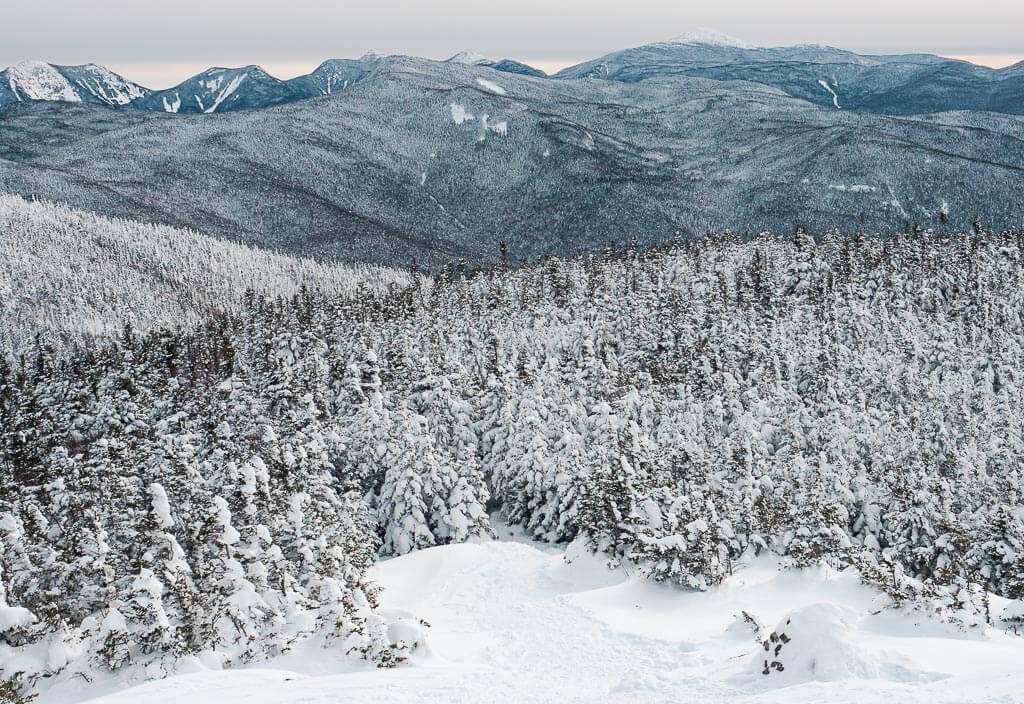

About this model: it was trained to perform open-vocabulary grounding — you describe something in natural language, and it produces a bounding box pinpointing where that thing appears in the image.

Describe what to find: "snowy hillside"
[2,229,1023,701]
[0,194,412,355]
[53,532,1024,704]
[0,61,148,107]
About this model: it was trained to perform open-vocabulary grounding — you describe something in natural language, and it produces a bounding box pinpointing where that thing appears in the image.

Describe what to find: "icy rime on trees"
[3,227,1024,691]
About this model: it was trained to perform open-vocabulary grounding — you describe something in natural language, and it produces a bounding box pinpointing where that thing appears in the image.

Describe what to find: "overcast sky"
[3,0,1023,88]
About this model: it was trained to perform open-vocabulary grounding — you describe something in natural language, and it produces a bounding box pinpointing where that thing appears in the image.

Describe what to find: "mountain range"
[555,30,1024,114]
[3,53,1022,270]
[0,51,547,114]
[2,31,1022,115]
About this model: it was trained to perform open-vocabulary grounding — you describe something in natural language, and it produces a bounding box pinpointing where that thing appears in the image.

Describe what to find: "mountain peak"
[446,51,490,65]
[668,28,757,49]
[5,60,81,102]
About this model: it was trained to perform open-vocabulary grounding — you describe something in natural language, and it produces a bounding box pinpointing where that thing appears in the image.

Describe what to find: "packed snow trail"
[67,524,1024,704]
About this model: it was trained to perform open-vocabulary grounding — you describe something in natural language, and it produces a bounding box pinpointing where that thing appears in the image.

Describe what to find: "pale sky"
[3,0,1023,88]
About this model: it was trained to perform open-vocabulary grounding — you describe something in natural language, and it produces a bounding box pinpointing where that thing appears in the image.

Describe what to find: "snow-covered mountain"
[669,26,759,49]
[127,53,544,114]
[445,50,547,77]
[0,60,149,107]
[285,54,384,97]
[130,65,309,113]
[4,55,1023,270]
[554,29,1023,114]
[5,38,1018,117]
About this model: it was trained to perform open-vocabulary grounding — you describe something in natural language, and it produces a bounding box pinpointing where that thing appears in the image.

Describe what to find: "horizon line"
[2,51,1021,92]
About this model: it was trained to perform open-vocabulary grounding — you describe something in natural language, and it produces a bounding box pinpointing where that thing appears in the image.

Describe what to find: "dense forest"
[3,225,1024,694]
[0,195,411,356]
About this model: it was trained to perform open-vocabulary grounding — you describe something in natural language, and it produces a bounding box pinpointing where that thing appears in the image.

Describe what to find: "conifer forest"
[4,213,1024,696]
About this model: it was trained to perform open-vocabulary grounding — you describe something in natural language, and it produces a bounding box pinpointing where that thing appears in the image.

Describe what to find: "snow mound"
[669,28,757,49]
[744,603,941,688]
[8,60,80,101]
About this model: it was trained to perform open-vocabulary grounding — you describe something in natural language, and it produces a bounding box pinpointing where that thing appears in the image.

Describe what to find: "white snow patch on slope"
[450,103,474,124]
[484,115,508,136]
[819,78,841,108]
[162,93,181,113]
[670,28,757,49]
[830,184,877,193]
[67,523,1024,704]
[8,61,80,102]
[475,77,506,95]
[205,73,246,113]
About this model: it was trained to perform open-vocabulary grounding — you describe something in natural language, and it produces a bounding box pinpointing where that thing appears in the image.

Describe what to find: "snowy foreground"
[45,524,1024,704]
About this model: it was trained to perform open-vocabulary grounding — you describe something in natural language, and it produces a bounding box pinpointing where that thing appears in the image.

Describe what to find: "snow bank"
[741,603,937,687]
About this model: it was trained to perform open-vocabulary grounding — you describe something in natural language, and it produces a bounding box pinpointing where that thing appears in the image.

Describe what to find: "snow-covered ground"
[52,519,1024,704]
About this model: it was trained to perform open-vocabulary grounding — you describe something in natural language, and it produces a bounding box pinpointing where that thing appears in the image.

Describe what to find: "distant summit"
[0,60,148,107]
[446,50,491,65]
[445,51,547,77]
[669,28,758,49]
[130,65,304,114]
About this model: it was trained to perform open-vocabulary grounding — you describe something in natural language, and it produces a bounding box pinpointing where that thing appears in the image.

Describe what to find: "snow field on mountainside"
[66,520,1024,704]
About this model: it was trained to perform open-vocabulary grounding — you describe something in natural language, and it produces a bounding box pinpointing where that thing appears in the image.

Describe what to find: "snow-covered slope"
[4,61,79,101]
[0,61,149,107]
[0,193,412,354]
[53,526,1024,704]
